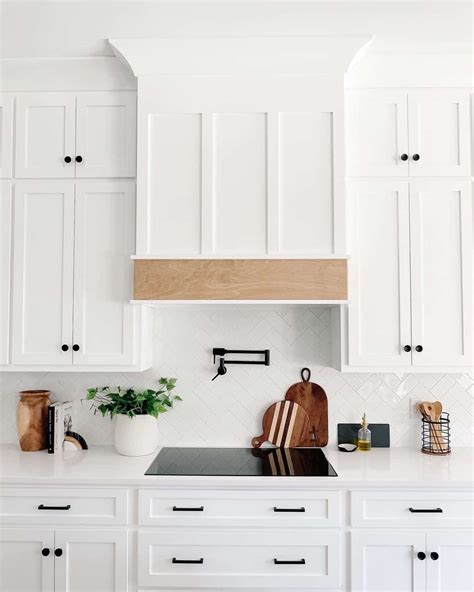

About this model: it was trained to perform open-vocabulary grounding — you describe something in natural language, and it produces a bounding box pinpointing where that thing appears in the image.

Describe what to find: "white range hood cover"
[109,35,372,77]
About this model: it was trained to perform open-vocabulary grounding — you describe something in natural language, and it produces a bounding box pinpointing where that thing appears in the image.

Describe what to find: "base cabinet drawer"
[351,490,474,528]
[0,487,128,525]
[139,489,340,528]
[138,529,340,589]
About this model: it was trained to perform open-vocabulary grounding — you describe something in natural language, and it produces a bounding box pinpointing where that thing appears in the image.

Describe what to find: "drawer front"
[139,489,340,528]
[351,490,474,528]
[138,529,340,589]
[0,487,128,525]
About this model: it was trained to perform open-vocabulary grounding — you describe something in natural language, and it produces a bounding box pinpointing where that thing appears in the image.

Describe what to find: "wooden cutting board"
[285,368,328,447]
[251,400,310,448]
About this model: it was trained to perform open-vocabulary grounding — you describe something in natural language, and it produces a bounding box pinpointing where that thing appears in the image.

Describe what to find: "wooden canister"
[16,390,52,451]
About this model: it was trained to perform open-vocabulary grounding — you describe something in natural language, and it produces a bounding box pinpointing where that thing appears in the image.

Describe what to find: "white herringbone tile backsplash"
[1,306,473,448]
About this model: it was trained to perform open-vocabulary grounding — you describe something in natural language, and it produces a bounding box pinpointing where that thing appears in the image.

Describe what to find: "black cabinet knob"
[412,154,420,161]
[417,552,426,561]
[41,548,50,557]
[400,154,408,161]
[55,549,63,557]
[61,344,69,352]
[72,344,80,352]
[403,345,412,352]
[75,155,83,163]
[415,345,423,352]
[64,156,72,163]
[430,552,439,561]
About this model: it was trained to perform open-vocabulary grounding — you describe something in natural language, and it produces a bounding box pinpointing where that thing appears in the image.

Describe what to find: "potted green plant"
[86,378,181,456]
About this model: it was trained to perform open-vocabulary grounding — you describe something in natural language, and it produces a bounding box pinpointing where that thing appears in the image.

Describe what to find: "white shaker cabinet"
[0,94,14,178]
[425,532,474,592]
[348,179,472,370]
[347,90,471,177]
[11,182,75,365]
[0,182,12,364]
[15,92,136,179]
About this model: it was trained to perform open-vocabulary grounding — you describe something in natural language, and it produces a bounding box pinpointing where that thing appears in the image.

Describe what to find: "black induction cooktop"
[145,447,337,477]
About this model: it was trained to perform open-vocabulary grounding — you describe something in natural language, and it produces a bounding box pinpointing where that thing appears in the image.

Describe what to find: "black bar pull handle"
[172,558,204,564]
[273,507,306,513]
[409,507,443,513]
[274,558,306,565]
[172,506,204,512]
[38,504,71,511]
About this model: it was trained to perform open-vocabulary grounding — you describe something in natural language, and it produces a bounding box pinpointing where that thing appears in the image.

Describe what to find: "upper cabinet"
[0,95,14,178]
[137,77,345,258]
[0,182,12,364]
[15,92,136,179]
[346,89,471,177]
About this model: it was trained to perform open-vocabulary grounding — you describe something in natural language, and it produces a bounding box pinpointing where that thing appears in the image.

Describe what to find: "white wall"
[1,307,472,449]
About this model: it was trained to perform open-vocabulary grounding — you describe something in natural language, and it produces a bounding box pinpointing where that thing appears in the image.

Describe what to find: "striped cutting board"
[251,400,310,448]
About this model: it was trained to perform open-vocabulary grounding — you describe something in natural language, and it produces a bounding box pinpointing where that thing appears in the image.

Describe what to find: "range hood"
[110,36,371,302]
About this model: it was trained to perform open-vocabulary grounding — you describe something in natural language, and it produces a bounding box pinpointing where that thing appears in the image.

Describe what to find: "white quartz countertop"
[1,445,473,488]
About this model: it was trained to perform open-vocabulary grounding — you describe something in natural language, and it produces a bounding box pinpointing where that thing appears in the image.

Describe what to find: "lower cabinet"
[351,530,474,592]
[0,527,127,592]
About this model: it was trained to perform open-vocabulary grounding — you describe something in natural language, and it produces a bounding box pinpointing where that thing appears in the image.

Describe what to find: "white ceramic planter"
[113,414,159,456]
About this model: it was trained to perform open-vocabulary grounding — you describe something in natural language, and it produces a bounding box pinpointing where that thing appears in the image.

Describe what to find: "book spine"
[54,404,63,454]
[47,405,54,454]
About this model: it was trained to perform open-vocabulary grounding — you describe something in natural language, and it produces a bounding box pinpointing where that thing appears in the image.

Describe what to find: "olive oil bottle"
[358,413,371,451]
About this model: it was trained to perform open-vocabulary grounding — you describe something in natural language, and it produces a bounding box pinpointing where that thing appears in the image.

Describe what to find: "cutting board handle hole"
[301,368,311,382]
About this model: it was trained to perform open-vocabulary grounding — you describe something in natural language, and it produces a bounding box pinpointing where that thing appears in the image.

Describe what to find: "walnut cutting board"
[285,368,328,447]
[252,400,310,448]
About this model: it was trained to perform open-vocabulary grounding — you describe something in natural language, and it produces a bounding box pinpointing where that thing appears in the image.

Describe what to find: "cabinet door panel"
[352,531,426,592]
[15,93,76,178]
[0,182,12,364]
[54,529,127,592]
[12,182,74,364]
[348,180,412,366]
[408,91,471,176]
[346,90,409,177]
[76,91,136,178]
[410,180,472,367]
[0,528,54,592]
[0,94,14,178]
[73,181,135,365]
[426,532,474,592]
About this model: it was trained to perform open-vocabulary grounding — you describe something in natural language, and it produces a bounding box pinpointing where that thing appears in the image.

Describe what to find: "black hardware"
[72,344,80,352]
[274,507,306,513]
[430,552,439,561]
[415,345,423,352]
[38,504,71,511]
[403,345,412,352]
[301,367,311,381]
[75,155,83,163]
[55,549,63,557]
[41,548,50,557]
[64,156,72,163]
[172,558,204,564]
[400,154,408,161]
[412,154,420,161]
[417,552,426,561]
[61,344,69,352]
[212,348,270,380]
[409,507,443,513]
[172,506,204,512]
[274,559,306,565]
[212,357,227,381]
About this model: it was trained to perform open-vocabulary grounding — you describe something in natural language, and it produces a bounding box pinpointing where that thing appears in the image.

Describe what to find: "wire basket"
[421,412,451,455]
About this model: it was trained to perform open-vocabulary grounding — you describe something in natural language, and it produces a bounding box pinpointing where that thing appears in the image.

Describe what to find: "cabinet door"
[348,180,412,366]
[426,532,474,592]
[410,180,472,367]
[408,91,471,176]
[76,92,136,178]
[0,528,55,592]
[15,93,76,178]
[0,94,14,178]
[54,529,127,592]
[352,531,426,592]
[346,90,409,177]
[72,181,135,365]
[0,182,12,364]
[11,182,74,364]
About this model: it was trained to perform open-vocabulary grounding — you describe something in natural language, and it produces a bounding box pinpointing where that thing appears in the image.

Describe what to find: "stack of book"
[47,401,74,454]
